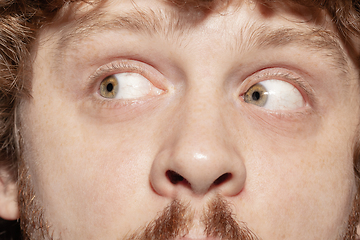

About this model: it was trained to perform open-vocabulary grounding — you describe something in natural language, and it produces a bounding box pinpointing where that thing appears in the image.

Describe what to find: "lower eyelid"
[88,61,158,92]
[93,81,166,110]
[248,80,304,110]
[241,70,314,105]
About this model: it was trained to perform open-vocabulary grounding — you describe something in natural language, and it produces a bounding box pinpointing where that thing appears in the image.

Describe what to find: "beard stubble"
[17,160,360,240]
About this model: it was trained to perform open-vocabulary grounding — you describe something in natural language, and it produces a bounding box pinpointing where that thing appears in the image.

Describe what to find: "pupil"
[106,83,114,92]
[252,91,260,101]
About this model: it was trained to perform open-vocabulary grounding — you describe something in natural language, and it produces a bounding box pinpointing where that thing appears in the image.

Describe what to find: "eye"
[99,73,162,99]
[244,80,305,110]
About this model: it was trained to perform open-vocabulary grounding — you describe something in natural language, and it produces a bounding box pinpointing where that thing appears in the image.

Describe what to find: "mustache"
[18,160,258,240]
[125,197,260,240]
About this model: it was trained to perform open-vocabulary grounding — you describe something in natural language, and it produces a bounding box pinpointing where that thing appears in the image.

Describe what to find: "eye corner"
[88,58,169,102]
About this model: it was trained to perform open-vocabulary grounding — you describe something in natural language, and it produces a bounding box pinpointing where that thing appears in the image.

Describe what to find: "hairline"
[46,5,351,80]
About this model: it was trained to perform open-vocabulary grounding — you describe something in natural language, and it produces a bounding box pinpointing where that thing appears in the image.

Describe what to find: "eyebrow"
[57,7,349,76]
[58,8,195,49]
[252,26,348,74]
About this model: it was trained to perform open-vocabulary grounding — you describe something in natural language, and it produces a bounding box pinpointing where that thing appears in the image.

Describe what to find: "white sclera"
[114,72,152,99]
[259,80,305,110]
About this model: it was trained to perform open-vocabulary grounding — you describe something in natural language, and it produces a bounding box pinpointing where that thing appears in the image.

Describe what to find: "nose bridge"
[150,83,246,197]
[173,91,237,190]
[178,84,224,149]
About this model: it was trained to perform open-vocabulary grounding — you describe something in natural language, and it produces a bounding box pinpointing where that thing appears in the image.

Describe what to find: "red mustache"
[125,197,260,240]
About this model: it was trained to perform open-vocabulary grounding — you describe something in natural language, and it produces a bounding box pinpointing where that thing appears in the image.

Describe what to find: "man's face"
[17,0,360,239]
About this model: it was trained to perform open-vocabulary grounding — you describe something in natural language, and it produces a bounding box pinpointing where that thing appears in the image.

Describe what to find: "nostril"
[166,170,185,184]
[213,173,232,186]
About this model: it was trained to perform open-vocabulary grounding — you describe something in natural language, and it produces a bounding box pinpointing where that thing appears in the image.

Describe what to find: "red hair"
[0,0,359,185]
[0,0,358,183]
[0,0,359,238]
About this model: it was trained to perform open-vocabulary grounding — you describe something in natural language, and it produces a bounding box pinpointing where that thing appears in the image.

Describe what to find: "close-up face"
[13,0,360,239]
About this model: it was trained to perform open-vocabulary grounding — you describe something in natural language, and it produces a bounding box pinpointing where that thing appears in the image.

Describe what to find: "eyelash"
[87,61,152,108]
[244,70,315,106]
[90,61,146,83]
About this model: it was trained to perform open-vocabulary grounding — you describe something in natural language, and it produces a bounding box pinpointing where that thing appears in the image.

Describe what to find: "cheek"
[19,93,167,238]
[19,54,360,240]
[236,121,357,239]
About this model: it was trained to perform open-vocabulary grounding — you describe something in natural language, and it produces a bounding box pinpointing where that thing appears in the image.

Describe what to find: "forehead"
[55,0,334,38]
[41,0,348,80]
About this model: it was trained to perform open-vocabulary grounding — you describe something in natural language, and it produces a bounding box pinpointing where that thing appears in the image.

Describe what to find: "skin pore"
[13,0,360,239]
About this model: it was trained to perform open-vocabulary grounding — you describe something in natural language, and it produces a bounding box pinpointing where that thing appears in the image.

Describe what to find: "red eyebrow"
[55,6,349,78]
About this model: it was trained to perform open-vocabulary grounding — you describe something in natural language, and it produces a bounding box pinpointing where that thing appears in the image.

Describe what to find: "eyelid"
[241,68,316,107]
[87,60,168,98]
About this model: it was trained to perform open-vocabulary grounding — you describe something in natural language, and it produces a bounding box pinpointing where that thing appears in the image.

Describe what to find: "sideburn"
[346,135,360,240]
[18,160,53,240]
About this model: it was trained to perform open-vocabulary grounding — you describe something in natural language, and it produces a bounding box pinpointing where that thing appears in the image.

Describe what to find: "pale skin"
[0,0,360,239]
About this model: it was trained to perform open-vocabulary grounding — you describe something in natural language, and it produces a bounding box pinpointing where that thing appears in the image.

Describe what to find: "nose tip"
[150,147,246,197]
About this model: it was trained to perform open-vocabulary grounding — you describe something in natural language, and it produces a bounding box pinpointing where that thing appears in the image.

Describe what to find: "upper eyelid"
[242,69,316,106]
[85,60,172,106]
[86,60,164,96]
[86,62,141,95]
[90,62,146,83]
[269,73,315,105]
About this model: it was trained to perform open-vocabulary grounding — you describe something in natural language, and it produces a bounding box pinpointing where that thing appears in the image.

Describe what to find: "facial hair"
[125,197,259,240]
[17,160,360,240]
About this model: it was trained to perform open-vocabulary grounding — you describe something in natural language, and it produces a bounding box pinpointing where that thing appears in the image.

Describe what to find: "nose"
[150,90,246,197]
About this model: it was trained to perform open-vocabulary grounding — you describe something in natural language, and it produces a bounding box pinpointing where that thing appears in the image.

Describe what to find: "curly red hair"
[0,0,359,190]
[0,0,359,238]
